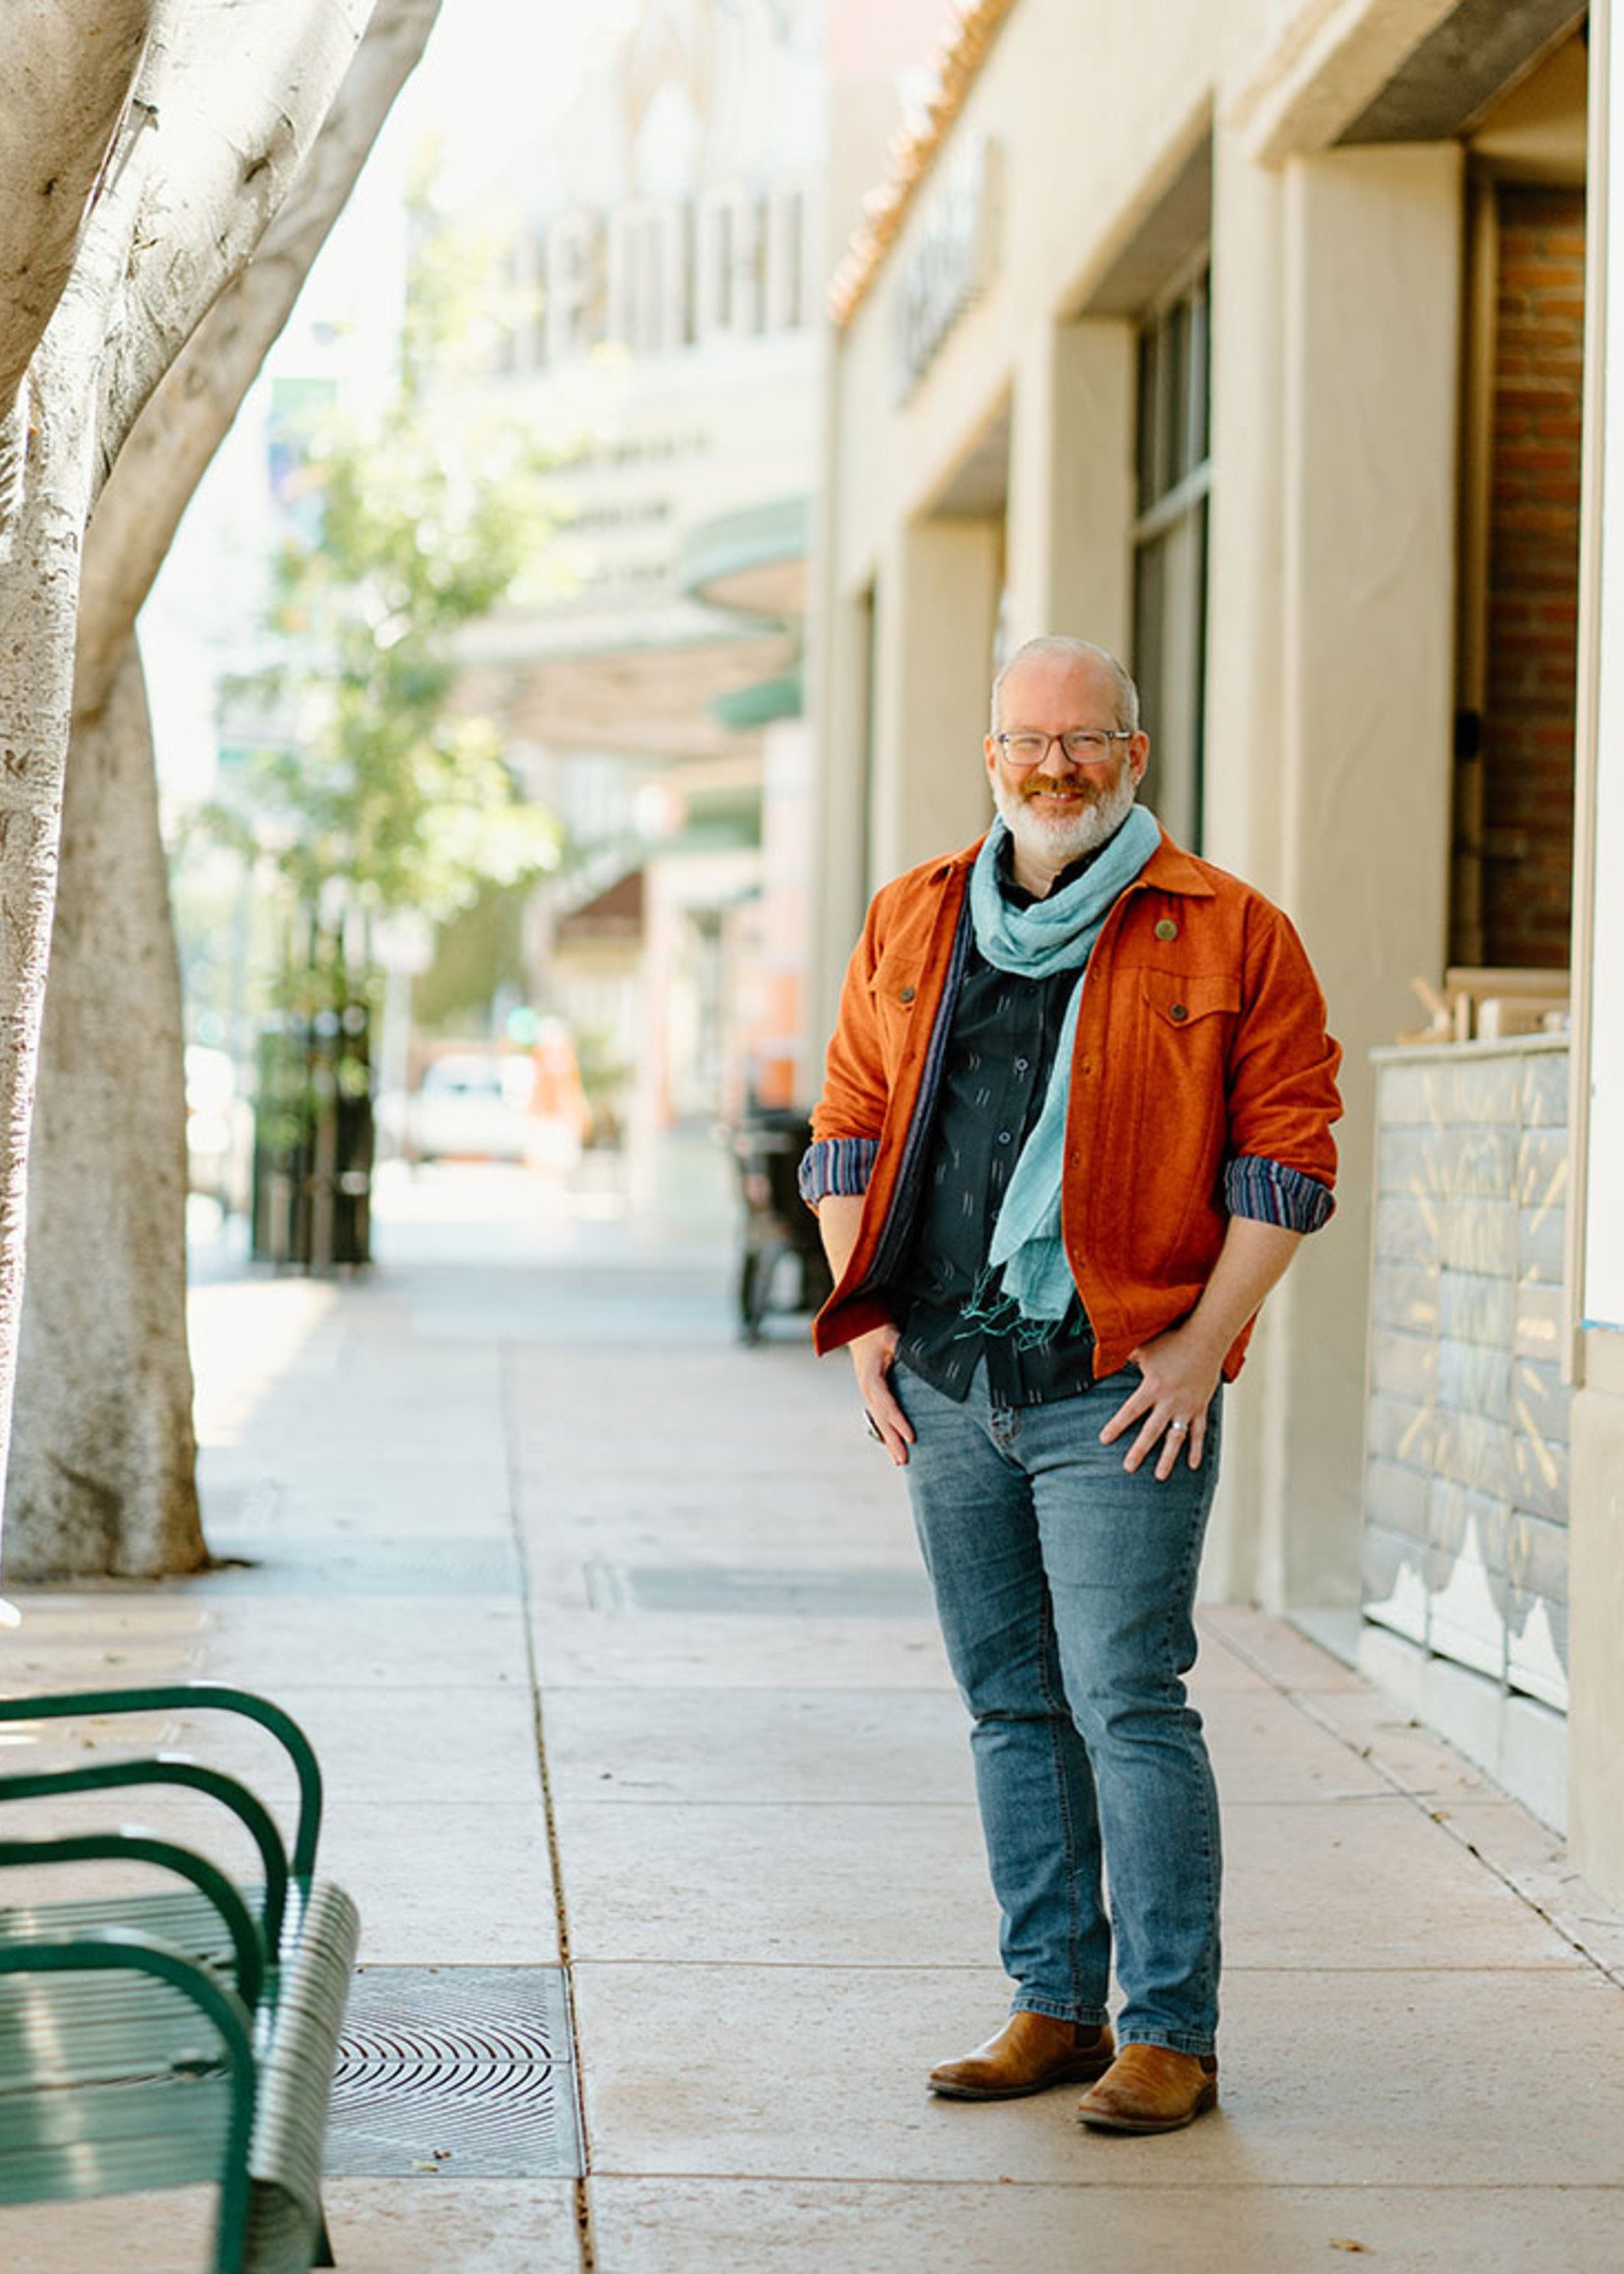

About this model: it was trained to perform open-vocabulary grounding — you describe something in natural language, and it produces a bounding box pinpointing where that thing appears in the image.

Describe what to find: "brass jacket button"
[1155,918,1178,941]
[899,985,916,1003]
[1170,1003,1189,1022]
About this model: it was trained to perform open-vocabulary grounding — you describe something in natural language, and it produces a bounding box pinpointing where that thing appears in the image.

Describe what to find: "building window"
[610,204,688,356]
[546,210,606,366]
[1132,261,1211,849]
[1452,179,1586,970]
[769,185,809,332]
[699,187,767,340]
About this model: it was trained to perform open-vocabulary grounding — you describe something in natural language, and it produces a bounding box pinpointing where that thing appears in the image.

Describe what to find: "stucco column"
[810,578,880,1059]
[869,513,1002,882]
[1005,315,1135,649]
[1199,122,1290,1603]
[1567,0,1624,1909]
[1259,142,1463,1610]
[1203,125,1288,900]
[1569,1356,1624,1904]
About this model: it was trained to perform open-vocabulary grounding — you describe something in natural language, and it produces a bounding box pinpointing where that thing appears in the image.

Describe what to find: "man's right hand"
[812,1193,914,1466]
[850,1322,914,1468]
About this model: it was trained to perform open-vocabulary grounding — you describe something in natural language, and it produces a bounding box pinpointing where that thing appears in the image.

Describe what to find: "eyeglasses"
[994,729,1134,767]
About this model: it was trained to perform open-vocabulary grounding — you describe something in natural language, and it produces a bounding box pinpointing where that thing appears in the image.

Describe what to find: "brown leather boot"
[1075,2043,1219,2132]
[928,2012,1116,2100]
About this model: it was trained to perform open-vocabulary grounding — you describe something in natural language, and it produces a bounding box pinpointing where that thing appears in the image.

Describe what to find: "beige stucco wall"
[1568,1361,1624,1905]
[826,0,1266,599]
[1006,317,1136,652]
[1565,0,1624,1910]
[870,517,1004,881]
[1196,133,1463,1603]
[1270,141,1462,1603]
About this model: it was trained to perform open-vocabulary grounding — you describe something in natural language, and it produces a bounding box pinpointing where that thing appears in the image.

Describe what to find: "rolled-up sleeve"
[1224,1153,1335,1232]
[1224,903,1343,1225]
[801,889,896,1211]
[797,1136,880,1206]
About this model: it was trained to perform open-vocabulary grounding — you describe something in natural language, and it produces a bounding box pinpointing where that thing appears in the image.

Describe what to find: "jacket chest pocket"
[869,955,923,1079]
[1131,969,1242,1148]
[1138,970,1241,1032]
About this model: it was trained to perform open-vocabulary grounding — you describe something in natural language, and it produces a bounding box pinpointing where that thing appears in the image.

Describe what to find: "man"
[800,636,1341,2134]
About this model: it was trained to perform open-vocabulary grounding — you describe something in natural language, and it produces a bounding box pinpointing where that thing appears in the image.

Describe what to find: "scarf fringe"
[958,1265,1075,1351]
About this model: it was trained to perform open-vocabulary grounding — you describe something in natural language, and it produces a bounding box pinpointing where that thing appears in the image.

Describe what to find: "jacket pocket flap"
[868,948,921,1008]
[1138,971,1241,1024]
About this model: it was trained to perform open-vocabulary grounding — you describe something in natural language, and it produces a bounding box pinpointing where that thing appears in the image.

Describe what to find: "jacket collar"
[1140,826,1215,899]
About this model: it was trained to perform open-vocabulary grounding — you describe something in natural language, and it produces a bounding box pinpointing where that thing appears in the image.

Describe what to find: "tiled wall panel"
[1363,1043,1571,1714]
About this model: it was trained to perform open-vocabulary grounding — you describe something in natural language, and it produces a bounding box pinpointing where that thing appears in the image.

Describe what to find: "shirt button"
[1014,1057,1029,1073]
[997,1130,1013,1144]
[1155,918,1179,942]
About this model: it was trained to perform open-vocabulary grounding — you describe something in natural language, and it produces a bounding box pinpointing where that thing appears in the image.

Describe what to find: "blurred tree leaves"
[210,158,558,934]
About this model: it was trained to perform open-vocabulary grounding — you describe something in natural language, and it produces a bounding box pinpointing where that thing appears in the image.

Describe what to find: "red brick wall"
[1479,182,1586,970]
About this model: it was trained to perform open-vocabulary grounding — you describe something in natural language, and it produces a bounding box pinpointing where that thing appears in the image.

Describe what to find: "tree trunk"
[0,0,436,1573]
[3,639,203,1578]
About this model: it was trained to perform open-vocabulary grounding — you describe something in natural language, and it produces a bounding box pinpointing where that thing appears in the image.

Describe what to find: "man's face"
[984,656,1150,879]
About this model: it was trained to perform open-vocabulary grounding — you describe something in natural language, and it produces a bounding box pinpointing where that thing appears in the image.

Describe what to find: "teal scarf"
[965,803,1160,1334]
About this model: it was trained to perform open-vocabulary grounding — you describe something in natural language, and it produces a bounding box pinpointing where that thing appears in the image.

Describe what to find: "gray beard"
[993,766,1138,870]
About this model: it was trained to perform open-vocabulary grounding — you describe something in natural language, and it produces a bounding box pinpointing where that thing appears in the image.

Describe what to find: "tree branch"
[76,0,443,718]
[89,0,377,490]
[0,0,158,416]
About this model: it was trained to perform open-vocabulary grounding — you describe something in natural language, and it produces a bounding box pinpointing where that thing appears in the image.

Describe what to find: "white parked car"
[186,1044,254,1213]
[408,1054,534,1163]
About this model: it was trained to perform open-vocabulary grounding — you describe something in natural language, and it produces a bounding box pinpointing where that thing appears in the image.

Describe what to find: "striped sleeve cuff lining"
[1225,1154,1336,1234]
[797,1136,879,1206]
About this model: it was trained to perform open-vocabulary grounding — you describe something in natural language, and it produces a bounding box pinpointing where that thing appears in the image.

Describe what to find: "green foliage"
[226,168,558,936]
[410,877,531,1035]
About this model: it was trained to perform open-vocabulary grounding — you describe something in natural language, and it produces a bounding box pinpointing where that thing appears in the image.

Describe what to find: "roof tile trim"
[828,0,1020,331]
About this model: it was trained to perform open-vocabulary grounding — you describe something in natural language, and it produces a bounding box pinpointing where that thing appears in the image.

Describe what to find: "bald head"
[990,636,1140,735]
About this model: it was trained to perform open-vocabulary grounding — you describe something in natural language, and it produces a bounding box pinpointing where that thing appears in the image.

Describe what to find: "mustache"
[1018,775,1099,796]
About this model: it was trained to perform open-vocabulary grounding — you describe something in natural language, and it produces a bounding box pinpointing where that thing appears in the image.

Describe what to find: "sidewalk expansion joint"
[500,1342,599,2274]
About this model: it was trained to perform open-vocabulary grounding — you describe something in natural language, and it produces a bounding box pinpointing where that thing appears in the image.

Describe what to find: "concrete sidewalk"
[3,1157,1623,2274]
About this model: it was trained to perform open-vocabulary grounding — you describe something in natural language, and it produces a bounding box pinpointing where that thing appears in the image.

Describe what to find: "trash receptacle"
[729,1108,833,1345]
[251,1000,375,1270]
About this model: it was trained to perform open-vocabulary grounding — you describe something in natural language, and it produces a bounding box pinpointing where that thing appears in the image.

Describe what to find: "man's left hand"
[1099,1322,1225,1480]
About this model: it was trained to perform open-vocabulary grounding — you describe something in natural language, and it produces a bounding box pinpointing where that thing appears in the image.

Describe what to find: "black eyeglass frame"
[993,729,1136,768]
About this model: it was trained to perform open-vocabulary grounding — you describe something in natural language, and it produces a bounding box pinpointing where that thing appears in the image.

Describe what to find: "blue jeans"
[894,1358,1223,2056]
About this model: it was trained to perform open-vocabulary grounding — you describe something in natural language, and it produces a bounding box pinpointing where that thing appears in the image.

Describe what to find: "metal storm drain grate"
[585,1561,934,1618]
[325,1966,582,2179]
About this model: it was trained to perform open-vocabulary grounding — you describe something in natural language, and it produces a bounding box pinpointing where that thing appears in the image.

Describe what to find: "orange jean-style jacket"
[804,826,1343,1383]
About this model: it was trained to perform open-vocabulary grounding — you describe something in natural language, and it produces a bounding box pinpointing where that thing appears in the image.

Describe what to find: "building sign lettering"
[894,138,1002,401]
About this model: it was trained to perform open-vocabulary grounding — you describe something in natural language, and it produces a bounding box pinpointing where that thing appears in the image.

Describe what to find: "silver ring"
[1168,1419,1189,1435]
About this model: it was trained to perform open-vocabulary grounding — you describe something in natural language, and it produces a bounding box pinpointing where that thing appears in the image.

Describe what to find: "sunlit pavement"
[5,1149,1624,2273]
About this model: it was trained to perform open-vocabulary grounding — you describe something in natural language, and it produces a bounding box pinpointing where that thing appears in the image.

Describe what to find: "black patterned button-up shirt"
[891,842,1100,1407]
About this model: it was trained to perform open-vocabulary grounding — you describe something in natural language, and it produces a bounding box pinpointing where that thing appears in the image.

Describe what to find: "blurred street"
[3,1154,1624,2273]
